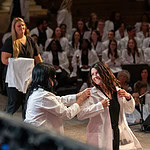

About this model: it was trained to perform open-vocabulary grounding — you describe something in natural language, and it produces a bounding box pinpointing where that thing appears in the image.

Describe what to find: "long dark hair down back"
[25,63,56,108]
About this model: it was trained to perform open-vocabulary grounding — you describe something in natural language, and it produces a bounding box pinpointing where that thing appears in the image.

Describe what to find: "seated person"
[126,81,150,124]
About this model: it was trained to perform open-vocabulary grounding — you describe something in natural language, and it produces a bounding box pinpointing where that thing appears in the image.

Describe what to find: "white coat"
[102,49,122,73]
[121,48,145,65]
[24,88,80,134]
[45,37,69,55]
[57,9,72,36]
[2,32,11,44]
[144,48,150,65]
[115,30,128,41]
[136,31,148,42]
[104,20,114,33]
[119,36,142,51]
[10,0,29,23]
[77,87,143,150]
[142,37,150,51]
[70,49,99,77]
[42,51,70,74]
[135,22,150,33]
[91,41,105,56]
[126,104,150,124]
[68,41,80,57]
[30,27,53,41]
[102,40,120,51]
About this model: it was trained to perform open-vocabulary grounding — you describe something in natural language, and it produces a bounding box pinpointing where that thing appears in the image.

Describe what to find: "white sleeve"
[57,10,67,26]
[77,96,104,120]
[41,94,80,120]
[123,96,135,114]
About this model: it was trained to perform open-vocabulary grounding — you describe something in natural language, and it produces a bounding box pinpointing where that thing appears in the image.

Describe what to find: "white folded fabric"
[6,57,34,93]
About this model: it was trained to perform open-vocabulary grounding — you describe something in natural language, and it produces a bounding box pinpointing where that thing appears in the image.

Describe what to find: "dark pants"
[6,86,26,119]
[113,127,120,150]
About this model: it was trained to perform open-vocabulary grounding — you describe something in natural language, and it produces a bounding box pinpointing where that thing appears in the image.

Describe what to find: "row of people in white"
[42,37,147,81]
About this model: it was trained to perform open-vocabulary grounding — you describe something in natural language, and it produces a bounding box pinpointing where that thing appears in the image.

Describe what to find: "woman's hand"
[117,89,131,100]
[1,52,12,65]
[76,88,91,106]
[101,98,110,108]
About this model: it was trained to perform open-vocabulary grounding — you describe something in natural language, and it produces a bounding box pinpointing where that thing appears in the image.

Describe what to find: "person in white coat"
[77,62,143,150]
[42,39,71,89]
[121,38,144,65]
[45,27,69,55]
[24,63,91,134]
[70,39,99,85]
[119,26,142,51]
[126,81,150,124]
[30,19,53,48]
[142,27,150,51]
[136,22,149,42]
[102,30,120,51]
[115,22,128,41]
[97,19,108,42]
[57,0,72,36]
[102,39,122,74]
[10,0,29,23]
[68,31,81,58]
[90,30,105,58]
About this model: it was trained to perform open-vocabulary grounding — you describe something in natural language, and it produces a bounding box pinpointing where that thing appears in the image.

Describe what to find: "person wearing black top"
[42,39,71,89]
[77,62,143,150]
[1,17,42,119]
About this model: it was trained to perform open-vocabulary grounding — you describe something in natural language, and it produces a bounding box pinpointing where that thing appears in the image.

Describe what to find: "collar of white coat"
[91,86,121,93]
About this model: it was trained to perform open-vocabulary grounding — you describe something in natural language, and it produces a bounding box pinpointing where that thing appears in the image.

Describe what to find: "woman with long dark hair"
[102,39,122,74]
[24,63,90,134]
[121,38,144,64]
[77,62,142,150]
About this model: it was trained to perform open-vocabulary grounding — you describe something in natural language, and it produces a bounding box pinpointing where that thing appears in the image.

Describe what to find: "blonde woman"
[1,17,42,118]
[57,0,72,36]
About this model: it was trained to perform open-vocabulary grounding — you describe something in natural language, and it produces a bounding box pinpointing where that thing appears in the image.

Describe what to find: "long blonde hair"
[59,0,72,11]
[11,17,27,58]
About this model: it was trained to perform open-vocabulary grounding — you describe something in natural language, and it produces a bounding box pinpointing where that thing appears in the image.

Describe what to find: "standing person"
[10,0,29,23]
[1,17,42,118]
[57,0,72,36]
[24,63,91,134]
[77,62,143,150]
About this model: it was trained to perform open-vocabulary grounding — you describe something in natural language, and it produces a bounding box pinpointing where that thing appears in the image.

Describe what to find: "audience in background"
[115,22,127,41]
[45,27,69,55]
[42,39,71,89]
[117,70,133,93]
[57,0,72,36]
[90,30,105,57]
[86,12,98,31]
[71,39,99,90]
[121,38,144,64]
[102,39,122,74]
[30,18,53,48]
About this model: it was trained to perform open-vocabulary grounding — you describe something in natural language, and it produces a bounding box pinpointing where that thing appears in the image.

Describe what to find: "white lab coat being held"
[77,87,143,150]
[25,88,80,134]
